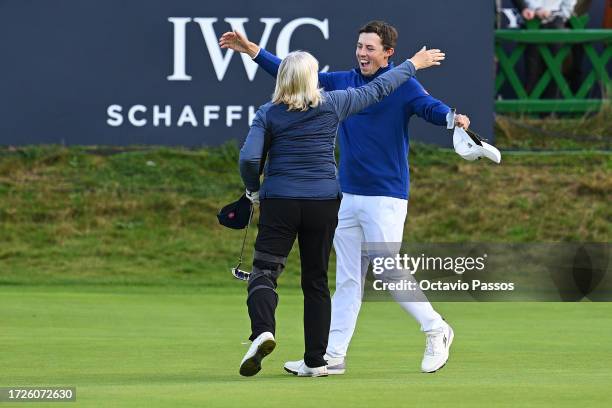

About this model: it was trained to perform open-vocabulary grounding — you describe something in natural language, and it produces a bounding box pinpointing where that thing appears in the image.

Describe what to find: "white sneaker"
[284,354,344,376]
[239,332,276,377]
[324,355,346,375]
[421,322,454,373]
[283,360,328,377]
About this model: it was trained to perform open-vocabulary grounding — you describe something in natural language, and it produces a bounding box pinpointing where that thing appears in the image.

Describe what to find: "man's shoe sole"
[239,339,276,377]
[422,326,454,374]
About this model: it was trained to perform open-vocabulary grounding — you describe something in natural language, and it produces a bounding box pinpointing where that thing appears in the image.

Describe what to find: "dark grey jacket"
[239,59,416,200]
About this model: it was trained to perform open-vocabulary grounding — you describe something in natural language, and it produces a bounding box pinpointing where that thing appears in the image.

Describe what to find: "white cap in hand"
[453,127,501,164]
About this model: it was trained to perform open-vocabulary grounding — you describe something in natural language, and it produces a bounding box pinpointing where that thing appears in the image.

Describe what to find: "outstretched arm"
[327,47,445,122]
[409,84,470,129]
[219,31,282,78]
[219,30,336,88]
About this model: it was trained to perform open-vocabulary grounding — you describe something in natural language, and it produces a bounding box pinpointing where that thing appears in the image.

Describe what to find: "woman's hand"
[245,189,260,206]
[408,46,445,70]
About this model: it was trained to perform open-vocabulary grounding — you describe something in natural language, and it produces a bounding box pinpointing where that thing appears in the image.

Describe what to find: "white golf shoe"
[421,322,454,373]
[283,360,328,377]
[284,354,344,376]
[324,355,346,375]
[239,332,276,377]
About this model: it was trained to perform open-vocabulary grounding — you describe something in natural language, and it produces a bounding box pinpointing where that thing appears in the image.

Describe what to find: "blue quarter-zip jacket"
[253,48,451,199]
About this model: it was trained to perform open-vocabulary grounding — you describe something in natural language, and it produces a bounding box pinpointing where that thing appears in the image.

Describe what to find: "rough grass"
[0,143,610,286]
[495,104,612,150]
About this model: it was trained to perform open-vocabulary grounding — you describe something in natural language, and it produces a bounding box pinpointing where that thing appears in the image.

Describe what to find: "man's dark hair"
[358,20,398,50]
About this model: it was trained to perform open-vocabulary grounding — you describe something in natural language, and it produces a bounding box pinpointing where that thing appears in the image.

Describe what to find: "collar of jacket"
[352,61,395,82]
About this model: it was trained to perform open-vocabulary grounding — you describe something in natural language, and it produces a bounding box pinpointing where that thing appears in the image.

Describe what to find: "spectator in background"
[521,0,576,23]
[565,0,591,94]
[496,0,528,28]
[495,0,529,89]
[520,0,577,98]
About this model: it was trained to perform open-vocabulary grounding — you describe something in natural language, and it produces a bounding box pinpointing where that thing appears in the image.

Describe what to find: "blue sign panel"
[0,0,494,147]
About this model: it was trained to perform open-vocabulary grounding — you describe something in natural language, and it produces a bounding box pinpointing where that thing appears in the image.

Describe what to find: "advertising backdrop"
[1,0,494,147]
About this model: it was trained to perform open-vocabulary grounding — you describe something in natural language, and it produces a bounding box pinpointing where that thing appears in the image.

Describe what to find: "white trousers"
[326,193,444,359]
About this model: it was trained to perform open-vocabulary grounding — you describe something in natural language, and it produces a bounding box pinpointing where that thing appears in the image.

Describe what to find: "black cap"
[217,194,252,229]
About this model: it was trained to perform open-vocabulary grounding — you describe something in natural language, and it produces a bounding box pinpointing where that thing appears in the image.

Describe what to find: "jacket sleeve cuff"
[446,108,456,129]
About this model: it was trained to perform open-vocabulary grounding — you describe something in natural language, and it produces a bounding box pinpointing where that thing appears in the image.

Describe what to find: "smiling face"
[355,32,394,76]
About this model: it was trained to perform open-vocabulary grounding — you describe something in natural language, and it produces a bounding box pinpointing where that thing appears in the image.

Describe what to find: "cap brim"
[481,141,501,164]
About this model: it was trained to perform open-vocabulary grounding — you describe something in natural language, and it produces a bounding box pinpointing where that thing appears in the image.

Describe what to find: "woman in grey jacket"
[238,47,444,377]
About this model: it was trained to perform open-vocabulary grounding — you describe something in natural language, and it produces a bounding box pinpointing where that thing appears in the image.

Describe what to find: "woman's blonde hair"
[272,51,323,111]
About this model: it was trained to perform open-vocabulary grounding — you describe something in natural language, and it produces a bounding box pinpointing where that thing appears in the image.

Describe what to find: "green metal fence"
[495,16,611,113]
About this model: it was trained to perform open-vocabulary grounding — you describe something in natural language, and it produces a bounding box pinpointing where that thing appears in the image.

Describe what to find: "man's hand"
[535,8,552,19]
[408,46,445,70]
[455,114,470,129]
[245,189,260,206]
[219,30,260,59]
[522,8,535,20]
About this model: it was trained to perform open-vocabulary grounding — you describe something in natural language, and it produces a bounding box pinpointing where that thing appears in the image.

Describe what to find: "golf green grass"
[2,285,611,407]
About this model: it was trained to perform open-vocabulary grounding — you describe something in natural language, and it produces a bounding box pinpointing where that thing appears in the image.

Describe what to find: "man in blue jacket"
[220,20,470,374]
